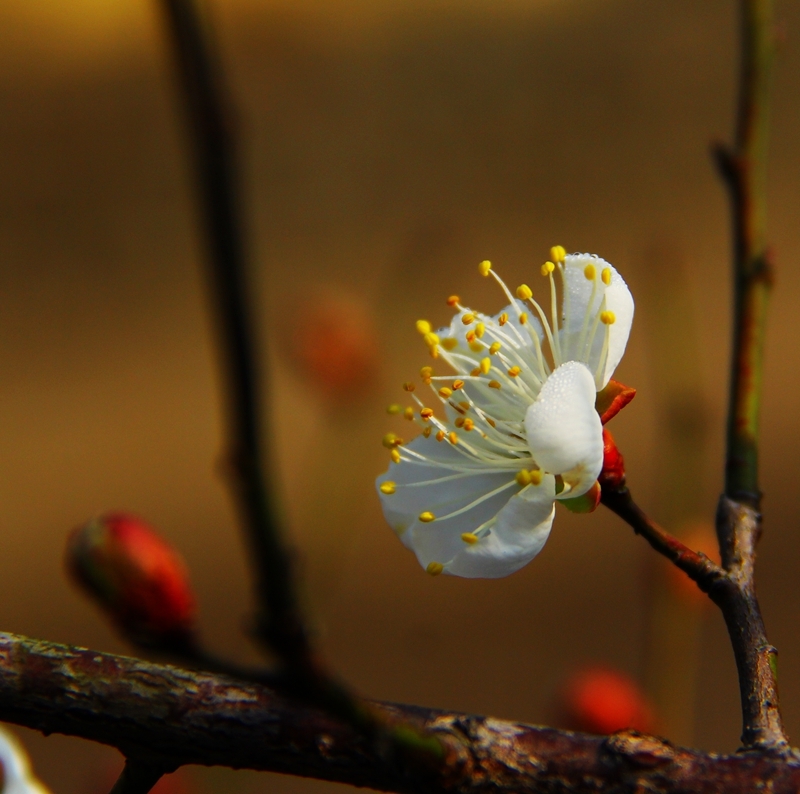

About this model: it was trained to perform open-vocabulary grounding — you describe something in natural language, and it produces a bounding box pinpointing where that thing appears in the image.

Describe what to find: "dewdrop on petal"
[376,250,634,578]
[66,513,197,650]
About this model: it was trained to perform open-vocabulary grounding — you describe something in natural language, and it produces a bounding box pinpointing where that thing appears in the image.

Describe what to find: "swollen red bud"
[66,513,197,649]
[598,428,626,491]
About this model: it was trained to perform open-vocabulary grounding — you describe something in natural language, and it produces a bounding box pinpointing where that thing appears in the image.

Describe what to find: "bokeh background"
[0,0,799,791]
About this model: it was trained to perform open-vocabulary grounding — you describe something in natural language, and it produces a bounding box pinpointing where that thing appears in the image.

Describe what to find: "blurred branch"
[3,631,800,794]
[713,0,776,505]
[157,0,443,765]
[108,760,165,794]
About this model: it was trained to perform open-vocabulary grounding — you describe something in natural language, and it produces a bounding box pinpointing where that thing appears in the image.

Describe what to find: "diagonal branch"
[1,631,799,794]
[108,760,166,794]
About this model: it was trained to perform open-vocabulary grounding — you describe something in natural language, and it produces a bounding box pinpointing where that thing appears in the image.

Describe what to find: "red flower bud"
[66,513,196,649]
[598,428,626,491]
[558,666,655,735]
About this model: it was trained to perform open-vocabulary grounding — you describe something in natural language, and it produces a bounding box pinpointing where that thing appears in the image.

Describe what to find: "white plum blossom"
[376,248,634,579]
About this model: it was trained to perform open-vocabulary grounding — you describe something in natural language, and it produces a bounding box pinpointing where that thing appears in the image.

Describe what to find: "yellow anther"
[419,511,436,523]
[461,532,479,545]
[438,387,453,398]
[583,264,596,281]
[469,341,484,353]
[480,357,491,374]
[420,366,433,378]
[488,380,501,389]
[416,319,431,335]
[380,481,397,494]
[465,330,476,343]
[475,322,485,338]
[498,312,508,326]
[508,366,521,377]
[436,430,446,442]
[519,312,528,324]
[463,418,475,432]
[486,417,497,427]
[516,469,532,486]
[387,404,402,414]
[424,332,440,348]
[516,284,533,300]
[462,313,475,325]
[452,379,464,390]
[423,426,432,438]
[601,267,612,285]
[430,346,439,359]
[382,432,402,448]
[600,310,616,325]
[529,469,543,485]
[403,407,415,421]
[478,260,492,277]
[420,407,434,420]
[441,338,458,351]
[454,417,465,428]
[541,260,556,276]
[426,561,444,576]
[489,341,501,354]
[447,294,460,307]
[459,401,470,411]
[470,366,481,376]
[403,381,415,392]
[550,245,566,263]
[391,448,401,463]
[448,431,458,445]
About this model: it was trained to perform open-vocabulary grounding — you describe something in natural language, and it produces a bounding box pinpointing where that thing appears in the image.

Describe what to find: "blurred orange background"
[1,0,800,791]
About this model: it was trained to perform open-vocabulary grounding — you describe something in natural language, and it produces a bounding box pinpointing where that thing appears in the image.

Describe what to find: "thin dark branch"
[108,760,165,794]
[600,487,726,591]
[2,631,800,794]
[156,0,443,763]
[158,0,304,668]
[717,0,776,505]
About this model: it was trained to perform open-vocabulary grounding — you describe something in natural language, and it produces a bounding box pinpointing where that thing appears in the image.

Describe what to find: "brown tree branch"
[1,631,800,793]
[158,0,443,765]
[108,760,166,794]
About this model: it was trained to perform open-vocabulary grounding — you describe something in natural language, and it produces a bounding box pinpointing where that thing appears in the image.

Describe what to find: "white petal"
[445,476,556,578]
[523,361,603,496]
[376,434,521,549]
[559,253,634,388]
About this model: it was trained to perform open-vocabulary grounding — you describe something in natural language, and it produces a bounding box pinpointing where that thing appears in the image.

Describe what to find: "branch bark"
[1,631,800,794]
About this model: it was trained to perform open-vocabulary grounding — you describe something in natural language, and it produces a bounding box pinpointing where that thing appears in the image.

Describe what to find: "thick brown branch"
[1,631,800,793]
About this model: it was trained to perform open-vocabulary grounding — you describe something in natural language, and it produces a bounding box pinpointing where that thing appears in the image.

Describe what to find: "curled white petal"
[523,361,603,497]
[559,253,634,388]
[444,477,556,578]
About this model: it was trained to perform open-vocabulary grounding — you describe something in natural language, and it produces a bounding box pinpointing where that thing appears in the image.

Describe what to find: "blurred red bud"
[66,513,196,650]
[558,666,655,735]
[288,292,380,400]
[598,429,625,491]
[664,521,719,608]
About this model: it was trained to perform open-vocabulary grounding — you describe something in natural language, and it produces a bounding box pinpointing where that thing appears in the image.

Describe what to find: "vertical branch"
[716,0,776,505]
[158,0,305,666]
[156,0,444,765]
[712,0,786,752]
[108,760,165,794]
